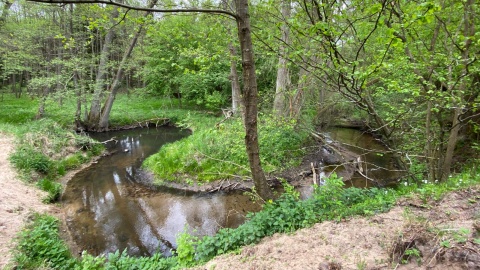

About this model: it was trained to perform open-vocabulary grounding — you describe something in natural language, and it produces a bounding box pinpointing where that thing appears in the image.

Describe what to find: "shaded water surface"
[62,127,261,257]
[325,128,401,187]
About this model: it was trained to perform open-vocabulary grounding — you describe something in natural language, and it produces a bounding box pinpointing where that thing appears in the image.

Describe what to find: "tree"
[27,0,274,200]
[272,0,291,118]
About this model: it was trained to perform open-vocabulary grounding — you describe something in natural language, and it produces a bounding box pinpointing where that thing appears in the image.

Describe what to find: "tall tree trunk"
[87,6,119,129]
[229,42,243,116]
[440,0,475,180]
[98,0,157,131]
[235,0,273,201]
[273,0,291,118]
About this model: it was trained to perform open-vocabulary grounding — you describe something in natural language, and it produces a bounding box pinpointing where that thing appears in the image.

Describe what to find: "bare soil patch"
[196,188,480,270]
[0,133,59,269]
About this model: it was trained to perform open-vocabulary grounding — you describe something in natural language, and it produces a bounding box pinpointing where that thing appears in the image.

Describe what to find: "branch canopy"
[26,0,238,18]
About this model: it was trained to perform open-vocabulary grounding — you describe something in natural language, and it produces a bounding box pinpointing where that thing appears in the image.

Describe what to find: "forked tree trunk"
[235,0,273,201]
[98,0,158,131]
[87,6,119,129]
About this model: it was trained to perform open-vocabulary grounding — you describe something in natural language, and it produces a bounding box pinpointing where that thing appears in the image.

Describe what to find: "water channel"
[62,127,261,257]
[62,126,399,257]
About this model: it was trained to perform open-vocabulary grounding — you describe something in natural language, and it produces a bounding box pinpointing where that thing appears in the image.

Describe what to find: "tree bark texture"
[235,0,273,201]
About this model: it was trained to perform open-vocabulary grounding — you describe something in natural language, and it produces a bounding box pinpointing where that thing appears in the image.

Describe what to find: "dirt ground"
[195,189,480,270]
[1,132,480,270]
[0,134,58,269]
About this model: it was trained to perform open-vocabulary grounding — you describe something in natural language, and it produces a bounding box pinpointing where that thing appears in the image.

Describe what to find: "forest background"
[0,0,479,268]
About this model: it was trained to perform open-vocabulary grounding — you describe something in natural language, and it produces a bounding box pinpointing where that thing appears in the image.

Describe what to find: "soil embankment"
[196,188,480,270]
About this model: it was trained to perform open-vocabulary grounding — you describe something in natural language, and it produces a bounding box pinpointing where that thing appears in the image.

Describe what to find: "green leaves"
[14,214,77,270]
[194,174,397,262]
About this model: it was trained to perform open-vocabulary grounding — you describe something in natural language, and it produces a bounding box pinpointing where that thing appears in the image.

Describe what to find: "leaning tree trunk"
[98,0,158,131]
[235,0,273,201]
[87,6,119,130]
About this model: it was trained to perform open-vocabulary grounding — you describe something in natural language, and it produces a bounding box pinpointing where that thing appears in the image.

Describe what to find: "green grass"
[144,115,309,182]
[0,95,39,125]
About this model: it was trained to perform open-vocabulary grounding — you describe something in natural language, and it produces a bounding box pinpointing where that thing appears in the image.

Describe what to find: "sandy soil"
[0,134,57,269]
[196,188,480,270]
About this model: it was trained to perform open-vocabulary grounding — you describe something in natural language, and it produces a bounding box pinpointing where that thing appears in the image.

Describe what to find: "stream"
[62,126,399,257]
[62,127,261,257]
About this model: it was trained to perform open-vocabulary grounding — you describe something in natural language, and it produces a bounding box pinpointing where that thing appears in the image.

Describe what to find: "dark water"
[62,127,261,257]
[325,127,401,187]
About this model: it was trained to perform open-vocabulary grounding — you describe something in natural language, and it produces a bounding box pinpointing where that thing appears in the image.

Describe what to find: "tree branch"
[26,0,238,19]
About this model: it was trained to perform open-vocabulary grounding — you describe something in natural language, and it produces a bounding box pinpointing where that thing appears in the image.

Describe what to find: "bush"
[14,214,77,270]
[9,146,53,174]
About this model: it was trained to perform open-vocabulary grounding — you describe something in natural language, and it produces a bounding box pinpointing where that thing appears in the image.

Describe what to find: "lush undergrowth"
[0,93,197,202]
[12,168,480,269]
[144,116,309,182]
[4,92,480,269]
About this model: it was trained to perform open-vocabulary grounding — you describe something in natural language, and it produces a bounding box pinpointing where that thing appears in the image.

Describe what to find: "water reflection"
[63,127,261,257]
[325,128,401,187]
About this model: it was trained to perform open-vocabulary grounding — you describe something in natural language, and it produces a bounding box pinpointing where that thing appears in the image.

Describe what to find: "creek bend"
[62,127,261,257]
[62,126,399,257]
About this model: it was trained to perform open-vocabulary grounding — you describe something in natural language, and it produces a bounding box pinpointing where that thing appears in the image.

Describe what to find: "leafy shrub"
[9,146,53,174]
[14,214,77,270]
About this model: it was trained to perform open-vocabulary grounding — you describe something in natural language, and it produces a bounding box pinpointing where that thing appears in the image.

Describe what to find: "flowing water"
[63,126,399,257]
[62,127,261,257]
[325,127,401,188]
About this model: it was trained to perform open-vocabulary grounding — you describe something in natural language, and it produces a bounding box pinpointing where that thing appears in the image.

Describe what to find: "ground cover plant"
[144,116,308,182]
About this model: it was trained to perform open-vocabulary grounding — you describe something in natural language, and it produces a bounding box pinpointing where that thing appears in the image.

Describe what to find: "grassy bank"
[144,116,309,183]
[4,92,480,269]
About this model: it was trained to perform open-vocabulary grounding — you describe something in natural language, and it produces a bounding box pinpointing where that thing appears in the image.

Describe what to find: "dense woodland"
[1,0,480,268]
[2,0,479,196]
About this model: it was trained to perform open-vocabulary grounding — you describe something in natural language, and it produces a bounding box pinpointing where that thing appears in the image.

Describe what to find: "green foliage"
[144,116,308,182]
[36,178,62,203]
[14,214,77,270]
[0,96,38,125]
[9,146,53,174]
[144,14,231,109]
[175,231,198,267]
[14,214,179,270]
[75,250,178,270]
[194,174,397,262]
